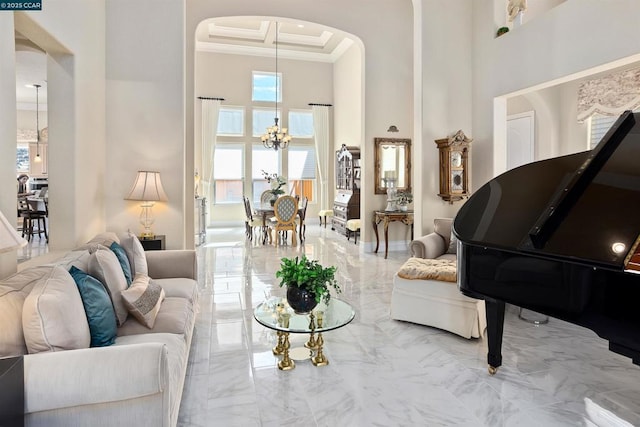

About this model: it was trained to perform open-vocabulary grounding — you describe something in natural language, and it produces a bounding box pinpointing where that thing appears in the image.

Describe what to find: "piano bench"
[391,272,486,339]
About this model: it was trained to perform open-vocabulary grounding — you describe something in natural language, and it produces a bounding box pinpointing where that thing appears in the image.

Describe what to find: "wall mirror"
[374,137,411,194]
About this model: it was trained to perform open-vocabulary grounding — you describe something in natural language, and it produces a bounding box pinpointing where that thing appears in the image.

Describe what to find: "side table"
[372,210,414,259]
[0,356,24,427]
[140,235,166,251]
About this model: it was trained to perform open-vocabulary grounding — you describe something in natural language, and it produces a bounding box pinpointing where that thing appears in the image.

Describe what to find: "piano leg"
[485,298,505,375]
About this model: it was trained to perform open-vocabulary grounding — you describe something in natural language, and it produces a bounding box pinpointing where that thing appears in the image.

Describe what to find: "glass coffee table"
[254,297,355,371]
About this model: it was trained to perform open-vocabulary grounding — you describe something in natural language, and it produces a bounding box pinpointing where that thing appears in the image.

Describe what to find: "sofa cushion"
[110,241,133,286]
[74,232,121,253]
[22,266,91,353]
[117,297,194,337]
[118,231,148,277]
[88,248,129,326]
[121,274,165,328]
[152,278,198,303]
[69,266,118,347]
[397,257,457,282]
[0,267,47,357]
[48,250,92,272]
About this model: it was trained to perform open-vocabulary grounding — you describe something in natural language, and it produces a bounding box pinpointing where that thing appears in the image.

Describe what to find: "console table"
[372,210,414,259]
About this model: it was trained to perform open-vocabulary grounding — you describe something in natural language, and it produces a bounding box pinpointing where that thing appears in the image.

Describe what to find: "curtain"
[201,99,221,206]
[577,68,640,122]
[312,105,330,209]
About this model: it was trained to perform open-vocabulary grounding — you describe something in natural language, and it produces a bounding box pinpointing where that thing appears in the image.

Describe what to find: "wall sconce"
[387,125,399,133]
[125,171,168,238]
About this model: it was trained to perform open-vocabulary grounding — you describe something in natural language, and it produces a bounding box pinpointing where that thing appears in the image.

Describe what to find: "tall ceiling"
[14,18,354,107]
[195,18,355,63]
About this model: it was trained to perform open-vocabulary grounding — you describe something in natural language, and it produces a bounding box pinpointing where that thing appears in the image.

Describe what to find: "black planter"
[286,286,318,314]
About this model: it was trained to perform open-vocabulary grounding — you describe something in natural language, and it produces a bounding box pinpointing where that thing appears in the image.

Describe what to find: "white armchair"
[390,218,486,339]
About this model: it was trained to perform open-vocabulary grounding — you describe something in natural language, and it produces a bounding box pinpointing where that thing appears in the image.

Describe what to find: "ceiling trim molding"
[196,41,335,63]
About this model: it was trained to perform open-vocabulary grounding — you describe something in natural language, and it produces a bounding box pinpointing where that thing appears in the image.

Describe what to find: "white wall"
[105,0,185,248]
[413,0,473,237]
[1,4,106,259]
[474,0,640,191]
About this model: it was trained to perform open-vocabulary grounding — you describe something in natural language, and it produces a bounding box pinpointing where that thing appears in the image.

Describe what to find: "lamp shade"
[125,171,169,202]
[0,209,27,253]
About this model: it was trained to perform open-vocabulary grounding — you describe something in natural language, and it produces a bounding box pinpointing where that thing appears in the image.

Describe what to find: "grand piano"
[455,110,640,375]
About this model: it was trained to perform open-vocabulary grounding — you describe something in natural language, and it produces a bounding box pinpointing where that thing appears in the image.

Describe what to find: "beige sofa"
[0,232,198,427]
[391,218,486,339]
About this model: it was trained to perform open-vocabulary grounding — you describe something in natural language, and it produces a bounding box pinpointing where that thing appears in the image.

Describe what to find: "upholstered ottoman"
[390,257,486,339]
[318,209,334,228]
[346,219,361,244]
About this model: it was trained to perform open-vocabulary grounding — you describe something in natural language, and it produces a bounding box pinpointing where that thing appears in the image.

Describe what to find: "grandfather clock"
[435,130,472,203]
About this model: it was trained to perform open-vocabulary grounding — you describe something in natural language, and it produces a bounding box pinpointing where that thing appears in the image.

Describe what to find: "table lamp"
[125,171,168,239]
[0,208,27,253]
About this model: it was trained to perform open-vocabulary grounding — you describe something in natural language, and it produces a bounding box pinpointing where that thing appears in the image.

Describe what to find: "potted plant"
[261,170,287,205]
[275,255,341,314]
[395,191,413,211]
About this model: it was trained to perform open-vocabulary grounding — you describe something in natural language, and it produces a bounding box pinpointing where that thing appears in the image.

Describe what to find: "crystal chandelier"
[261,21,292,151]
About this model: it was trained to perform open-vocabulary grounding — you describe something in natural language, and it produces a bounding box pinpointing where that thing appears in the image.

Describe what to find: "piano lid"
[454,111,640,271]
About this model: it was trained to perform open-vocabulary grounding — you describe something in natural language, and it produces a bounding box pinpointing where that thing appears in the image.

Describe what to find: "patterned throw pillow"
[121,274,165,329]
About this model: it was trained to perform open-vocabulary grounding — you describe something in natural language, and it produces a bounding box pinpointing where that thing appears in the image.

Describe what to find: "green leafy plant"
[396,191,413,205]
[275,255,341,304]
[496,26,509,37]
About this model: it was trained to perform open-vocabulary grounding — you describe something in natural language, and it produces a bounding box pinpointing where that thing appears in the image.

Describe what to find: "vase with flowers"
[395,191,413,212]
[261,170,287,205]
[275,255,341,314]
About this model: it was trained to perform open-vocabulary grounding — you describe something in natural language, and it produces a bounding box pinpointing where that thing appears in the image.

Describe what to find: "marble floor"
[171,225,640,426]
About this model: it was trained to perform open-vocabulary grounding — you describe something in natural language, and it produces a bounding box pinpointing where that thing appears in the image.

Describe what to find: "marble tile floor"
[176,225,640,426]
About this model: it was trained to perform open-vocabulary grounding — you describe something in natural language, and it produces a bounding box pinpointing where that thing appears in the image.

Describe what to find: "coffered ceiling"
[195,18,354,63]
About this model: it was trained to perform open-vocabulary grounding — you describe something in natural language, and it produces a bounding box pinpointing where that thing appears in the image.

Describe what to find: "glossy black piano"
[455,110,640,375]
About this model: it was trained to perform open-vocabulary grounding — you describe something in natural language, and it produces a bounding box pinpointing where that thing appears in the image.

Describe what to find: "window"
[288,110,314,138]
[288,146,316,202]
[16,143,29,173]
[213,145,244,204]
[589,110,639,149]
[252,71,281,102]
[252,146,280,204]
[253,108,280,137]
[217,106,244,136]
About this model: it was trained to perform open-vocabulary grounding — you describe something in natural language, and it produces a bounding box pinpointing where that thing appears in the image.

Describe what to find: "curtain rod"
[308,103,332,107]
[198,97,225,101]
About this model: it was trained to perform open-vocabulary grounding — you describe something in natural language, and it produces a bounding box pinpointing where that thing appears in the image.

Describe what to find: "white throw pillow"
[88,248,129,326]
[22,266,91,353]
[118,231,148,277]
[0,267,50,357]
[121,274,165,328]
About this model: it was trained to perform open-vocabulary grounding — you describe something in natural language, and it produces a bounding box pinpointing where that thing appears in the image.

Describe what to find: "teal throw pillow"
[110,241,133,286]
[69,266,118,347]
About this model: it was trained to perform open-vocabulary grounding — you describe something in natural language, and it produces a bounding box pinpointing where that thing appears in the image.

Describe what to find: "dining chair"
[260,190,274,205]
[269,195,298,247]
[18,198,48,242]
[243,196,262,241]
[296,196,309,243]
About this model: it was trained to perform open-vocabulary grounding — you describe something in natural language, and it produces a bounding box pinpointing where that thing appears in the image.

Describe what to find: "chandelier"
[261,21,292,151]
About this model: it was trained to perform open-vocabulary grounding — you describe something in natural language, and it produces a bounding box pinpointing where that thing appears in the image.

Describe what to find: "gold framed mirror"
[374,138,411,195]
